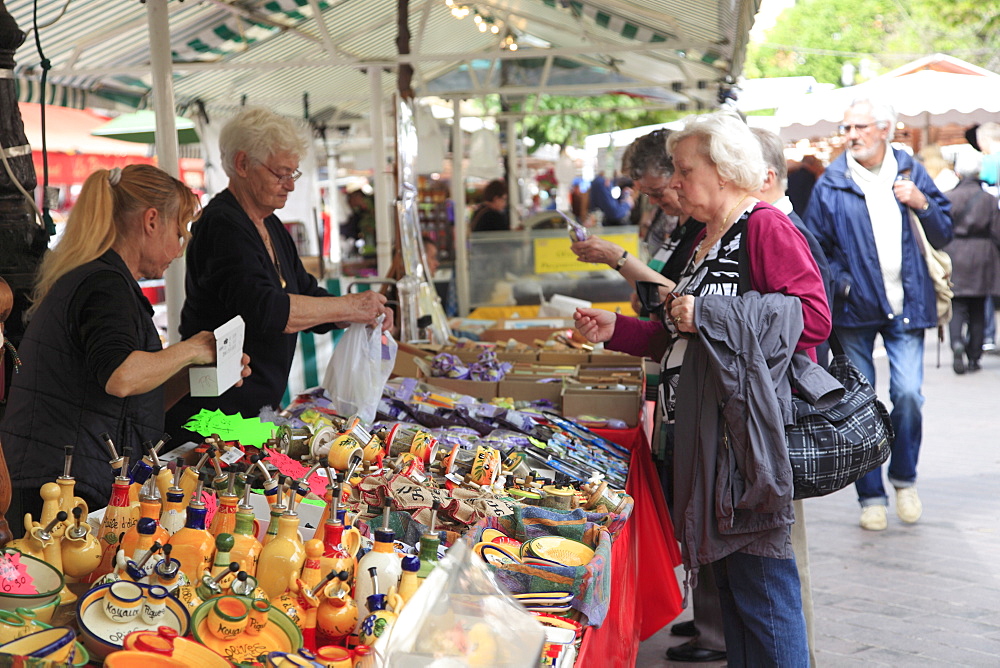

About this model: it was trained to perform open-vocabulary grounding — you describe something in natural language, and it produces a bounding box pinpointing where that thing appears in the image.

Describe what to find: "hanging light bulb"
[509,42,518,51]
[478,22,488,32]
[491,24,500,34]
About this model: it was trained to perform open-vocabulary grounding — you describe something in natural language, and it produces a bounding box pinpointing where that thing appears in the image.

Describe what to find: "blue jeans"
[837,321,924,505]
[712,551,809,667]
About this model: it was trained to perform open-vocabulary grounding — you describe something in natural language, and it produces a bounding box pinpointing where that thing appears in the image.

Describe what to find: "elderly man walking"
[804,99,953,531]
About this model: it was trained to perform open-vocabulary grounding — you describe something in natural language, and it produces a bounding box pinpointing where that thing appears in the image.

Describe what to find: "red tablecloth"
[576,424,683,666]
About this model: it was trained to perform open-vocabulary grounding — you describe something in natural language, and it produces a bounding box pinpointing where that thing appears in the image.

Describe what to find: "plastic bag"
[364,539,546,667]
[322,318,397,424]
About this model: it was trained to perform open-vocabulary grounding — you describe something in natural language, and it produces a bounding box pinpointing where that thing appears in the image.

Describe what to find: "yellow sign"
[533,234,640,274]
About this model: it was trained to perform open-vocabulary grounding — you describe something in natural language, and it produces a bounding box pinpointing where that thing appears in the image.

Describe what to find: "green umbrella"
[90,110,200,145]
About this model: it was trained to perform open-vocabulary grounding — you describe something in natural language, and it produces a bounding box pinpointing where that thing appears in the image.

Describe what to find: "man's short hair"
[847,98,897,141]
[483,179,506,202]
[751,127,788,190]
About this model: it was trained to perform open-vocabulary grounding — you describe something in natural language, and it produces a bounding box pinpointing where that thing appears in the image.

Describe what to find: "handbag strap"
[736,208,847,357]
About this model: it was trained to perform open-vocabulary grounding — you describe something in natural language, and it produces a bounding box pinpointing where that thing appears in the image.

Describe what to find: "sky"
[750,0,796,42]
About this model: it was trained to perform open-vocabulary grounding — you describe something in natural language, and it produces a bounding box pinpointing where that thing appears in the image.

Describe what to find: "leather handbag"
[787,332,893,499]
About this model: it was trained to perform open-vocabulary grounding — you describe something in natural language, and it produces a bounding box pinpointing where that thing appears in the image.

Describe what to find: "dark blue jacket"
[804,148,952,330]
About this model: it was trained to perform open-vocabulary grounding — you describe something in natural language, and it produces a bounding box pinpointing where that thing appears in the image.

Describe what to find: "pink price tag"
[0,552,37,595]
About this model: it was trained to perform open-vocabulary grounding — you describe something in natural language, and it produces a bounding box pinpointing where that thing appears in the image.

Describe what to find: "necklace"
[261,227,286,289]
[695,195,752,263]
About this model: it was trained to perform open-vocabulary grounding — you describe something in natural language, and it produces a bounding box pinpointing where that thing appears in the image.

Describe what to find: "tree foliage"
[746,0,1000,86]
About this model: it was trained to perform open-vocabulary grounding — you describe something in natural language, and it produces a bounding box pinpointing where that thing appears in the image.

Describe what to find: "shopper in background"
[576,112,829,666]
[975,122,1000,352]
[787,154,824,218]
[470,179,510,232]
[804,98,952,532]
[0,165,248,528]
[943,152,1000,374]
[166,108,391,444]
[343,183,376,258]
[587,173,634,225]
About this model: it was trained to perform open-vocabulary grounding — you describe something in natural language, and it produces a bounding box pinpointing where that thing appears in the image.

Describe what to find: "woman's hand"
[667,295,697,334]
[570,237,623,267]
[574,308,617,343]
[340,291,391,329]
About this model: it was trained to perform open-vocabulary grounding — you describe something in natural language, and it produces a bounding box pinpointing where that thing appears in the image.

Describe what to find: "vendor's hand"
[339,290,390,327]
[574,307,616,343]
[570,237,622,266]
[667,295,696,334]
[234,353,252,388]
[185,331,217,366]
[893,178,929,211]
[380,306,394,333]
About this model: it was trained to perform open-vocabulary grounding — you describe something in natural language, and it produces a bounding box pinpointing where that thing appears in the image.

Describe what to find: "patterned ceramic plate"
[523,537,595,567]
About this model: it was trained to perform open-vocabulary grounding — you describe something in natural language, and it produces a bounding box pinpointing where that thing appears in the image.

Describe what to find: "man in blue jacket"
[805,99,953,532]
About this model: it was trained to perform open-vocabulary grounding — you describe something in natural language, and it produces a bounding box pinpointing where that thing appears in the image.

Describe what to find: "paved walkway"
[637,333,1000,667]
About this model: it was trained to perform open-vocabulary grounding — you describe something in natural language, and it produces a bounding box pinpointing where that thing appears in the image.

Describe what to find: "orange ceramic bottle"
[209,474,240,537]
[121,474,169,560]
[167,474,215,582]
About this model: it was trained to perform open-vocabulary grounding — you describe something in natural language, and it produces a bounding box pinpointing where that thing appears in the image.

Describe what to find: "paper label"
[189,315,246,397]
[0,552,36,595]
[219,447,244,465]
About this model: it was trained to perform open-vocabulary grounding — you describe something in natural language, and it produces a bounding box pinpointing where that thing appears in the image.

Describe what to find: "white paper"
[188,315,245,397]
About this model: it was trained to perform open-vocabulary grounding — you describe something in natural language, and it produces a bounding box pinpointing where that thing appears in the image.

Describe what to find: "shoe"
[953,345,966,375]
[860,505,888,531]
[896,487,923,523]
[968,359,982,372]
[670,620,698,637]
[666,640,727,663]
[983,341,996,352]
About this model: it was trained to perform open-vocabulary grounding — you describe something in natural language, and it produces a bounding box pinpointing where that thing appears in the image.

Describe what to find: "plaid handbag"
[787,332,893,499]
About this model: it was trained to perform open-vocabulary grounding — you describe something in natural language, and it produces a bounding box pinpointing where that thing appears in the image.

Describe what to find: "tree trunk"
[396,0,413,102]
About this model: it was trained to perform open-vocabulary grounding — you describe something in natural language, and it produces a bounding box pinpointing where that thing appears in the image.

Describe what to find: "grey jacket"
[673,292,843,574]
[943,177,1000,297]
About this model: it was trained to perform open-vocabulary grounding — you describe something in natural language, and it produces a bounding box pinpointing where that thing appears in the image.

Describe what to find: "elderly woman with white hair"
[166,108,391,437]
[575,112,830,667]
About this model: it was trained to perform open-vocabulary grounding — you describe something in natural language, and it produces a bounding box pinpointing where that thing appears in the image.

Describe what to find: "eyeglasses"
[256,159,302,185]
[838,122,884,135]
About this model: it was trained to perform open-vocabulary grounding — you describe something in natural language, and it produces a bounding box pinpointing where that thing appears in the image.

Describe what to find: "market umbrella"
[90,110,200,144]
[774,70,1000,140]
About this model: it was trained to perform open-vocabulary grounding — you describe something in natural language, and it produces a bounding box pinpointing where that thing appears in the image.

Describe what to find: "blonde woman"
[0,164,248,532]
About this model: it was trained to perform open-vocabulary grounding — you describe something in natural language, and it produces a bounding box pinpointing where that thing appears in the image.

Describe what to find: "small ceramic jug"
[245,597,270,636]
[104,580,144,624]
[206,595,250,641]
[314,645,353,668]
[141,584,171,625]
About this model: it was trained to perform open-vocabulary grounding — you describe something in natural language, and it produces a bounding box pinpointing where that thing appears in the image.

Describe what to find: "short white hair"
[847,98,898,141]
[667,112,765,191]
[219,107,309,178]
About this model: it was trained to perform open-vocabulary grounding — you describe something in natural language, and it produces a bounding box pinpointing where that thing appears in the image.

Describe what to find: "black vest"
[0,251,163,509]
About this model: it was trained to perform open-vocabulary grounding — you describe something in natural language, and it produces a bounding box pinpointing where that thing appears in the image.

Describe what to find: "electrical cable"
[33,0,54,236]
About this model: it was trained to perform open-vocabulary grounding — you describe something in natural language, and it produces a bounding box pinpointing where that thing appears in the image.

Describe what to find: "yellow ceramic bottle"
[397,556,420,605]
[121,475,168,560]
[167,474,215,582]
[256,486,306,599]
[209,474,240,537]
[61,506,102,581]
[229,486,263,576]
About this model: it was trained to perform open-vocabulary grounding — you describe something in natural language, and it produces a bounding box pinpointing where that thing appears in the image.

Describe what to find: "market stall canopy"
[8,0,760,121]
[90,110,200,145]
[774,54,1000,141]
[18,103,151,156]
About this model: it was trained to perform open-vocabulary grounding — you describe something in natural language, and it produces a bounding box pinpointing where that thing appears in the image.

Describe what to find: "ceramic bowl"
[123,627,230,668]
[474,542,521,567]
[522,536,595,567]
[29,621,89,667]
[190,595,302,664]
[0,549,64,612]
[0,626,77,664]
[76,582,190,662]
[103,650,188,667]
[22,594,61,625]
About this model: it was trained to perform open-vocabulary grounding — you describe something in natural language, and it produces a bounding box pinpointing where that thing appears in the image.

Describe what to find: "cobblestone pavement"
[637,333,1000,667]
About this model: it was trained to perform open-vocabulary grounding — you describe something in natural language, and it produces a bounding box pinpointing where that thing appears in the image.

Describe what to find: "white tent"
[774,56,1000,141]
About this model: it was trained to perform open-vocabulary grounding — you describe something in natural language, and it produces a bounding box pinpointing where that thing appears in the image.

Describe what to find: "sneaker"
[860,505,888,531]
[953,344,966,375]
[896,487,923,523]
[968,359,982,372]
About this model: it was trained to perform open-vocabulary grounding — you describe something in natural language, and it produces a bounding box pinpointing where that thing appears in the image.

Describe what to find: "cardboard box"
[537,350,591,365]
[575,362,646,388]
[561,384,644,428]
[588,351,645,365]
[418,372,499,400]
[498,377,565,408]
[479,327,571,345]
[393,342,433,378]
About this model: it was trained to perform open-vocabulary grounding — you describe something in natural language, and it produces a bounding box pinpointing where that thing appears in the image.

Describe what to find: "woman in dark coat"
[944,154,1000,373]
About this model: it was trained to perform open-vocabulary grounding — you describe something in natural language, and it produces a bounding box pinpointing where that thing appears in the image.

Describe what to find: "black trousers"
[950,296,987,362]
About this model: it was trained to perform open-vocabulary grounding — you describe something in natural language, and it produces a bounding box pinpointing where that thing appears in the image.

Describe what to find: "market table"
[576,424,683,666]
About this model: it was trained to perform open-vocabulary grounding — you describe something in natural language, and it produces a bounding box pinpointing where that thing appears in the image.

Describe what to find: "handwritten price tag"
[0,552,36,595]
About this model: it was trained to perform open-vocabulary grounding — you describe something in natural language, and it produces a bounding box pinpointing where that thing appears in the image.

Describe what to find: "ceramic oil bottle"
[357,566,404,646]
[417,502,441,581]
[316,571,357,646]
[167,473,215,581]
[209,472,240,537]
[159,467,187,536]
[256,483,306,599]
[121,474,169,559]
[397,555,420,605]
[229,483,263,576]
[353,503,402,632]
[61,506,101,581]
[178,446,215,507]
[51,445,88,531]
[88,448,140,582]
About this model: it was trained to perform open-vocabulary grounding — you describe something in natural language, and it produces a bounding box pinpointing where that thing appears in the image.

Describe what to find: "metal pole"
[324,140,342,276]
[146,0,183,344]
[506,117,520,230]
[368,68,392,278]
[452,99,469,316]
